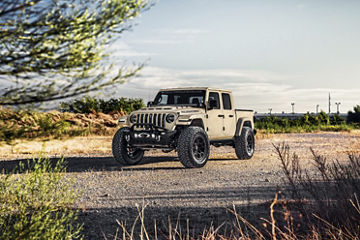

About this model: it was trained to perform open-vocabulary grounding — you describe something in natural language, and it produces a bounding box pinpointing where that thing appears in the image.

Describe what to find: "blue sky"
[109,0,360,113]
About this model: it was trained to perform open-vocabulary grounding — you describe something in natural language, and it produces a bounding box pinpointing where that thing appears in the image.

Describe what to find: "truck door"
[221,92,236,138]
[206,92,224,140]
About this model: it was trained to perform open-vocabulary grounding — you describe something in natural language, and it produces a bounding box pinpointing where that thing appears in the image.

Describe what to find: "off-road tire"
[234,126,255,160]
[178,127,210,168]
[112,128,144,166]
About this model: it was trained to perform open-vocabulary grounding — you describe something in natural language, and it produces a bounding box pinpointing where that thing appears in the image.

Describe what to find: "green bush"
[60,97,145,114]
[0,158,82,240]
[255,111,353,133]
[348,105,360,124]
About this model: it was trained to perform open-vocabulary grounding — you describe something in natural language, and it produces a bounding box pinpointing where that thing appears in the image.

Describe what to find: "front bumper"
[125,124,177,148]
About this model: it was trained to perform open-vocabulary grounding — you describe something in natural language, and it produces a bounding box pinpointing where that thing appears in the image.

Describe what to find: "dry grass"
[0,136,114,160]
[109,193,360,240]
[1,131,360,161]
[0,108,123,143]
[111,147,360,240]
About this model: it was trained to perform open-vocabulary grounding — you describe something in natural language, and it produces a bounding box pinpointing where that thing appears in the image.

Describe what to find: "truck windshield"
[153,90,206,107]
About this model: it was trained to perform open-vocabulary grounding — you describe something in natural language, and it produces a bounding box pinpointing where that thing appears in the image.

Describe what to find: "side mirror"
[147,101,154,107]
[208,99,217,110]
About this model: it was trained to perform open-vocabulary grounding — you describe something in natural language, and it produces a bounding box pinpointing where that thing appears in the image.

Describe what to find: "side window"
[208,92,220,109]
[222,93,232,110]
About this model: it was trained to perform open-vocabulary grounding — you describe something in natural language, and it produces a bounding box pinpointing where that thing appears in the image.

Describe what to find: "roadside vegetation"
[0,97,144,143]
[1,101,359,143]
[0,158,82,240]
[255,110,360,133]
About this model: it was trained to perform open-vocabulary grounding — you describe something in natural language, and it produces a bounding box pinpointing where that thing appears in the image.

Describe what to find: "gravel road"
[1,131,359,239]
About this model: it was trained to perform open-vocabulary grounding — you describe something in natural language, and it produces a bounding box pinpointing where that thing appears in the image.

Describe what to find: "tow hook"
[134,132,161,142]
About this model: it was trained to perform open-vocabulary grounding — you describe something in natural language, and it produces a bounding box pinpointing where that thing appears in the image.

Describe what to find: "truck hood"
[133,106,204,114]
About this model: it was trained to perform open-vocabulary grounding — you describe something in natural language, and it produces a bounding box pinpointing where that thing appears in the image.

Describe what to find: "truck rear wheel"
[112,128,144,166]
[234,126,255,160]
[178,127,210,168]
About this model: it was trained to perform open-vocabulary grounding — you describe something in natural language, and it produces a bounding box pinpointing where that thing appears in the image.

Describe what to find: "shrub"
[348,105,360,124]
[60,97,145,114]
[0,109,84,143]
[0,157,82,240]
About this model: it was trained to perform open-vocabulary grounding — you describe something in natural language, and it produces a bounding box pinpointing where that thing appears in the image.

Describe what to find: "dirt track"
[1,131,360,239]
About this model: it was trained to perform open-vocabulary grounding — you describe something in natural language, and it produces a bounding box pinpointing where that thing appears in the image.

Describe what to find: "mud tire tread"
[112,128,144,166]
[178,127,210,168]
[234,126,255,160]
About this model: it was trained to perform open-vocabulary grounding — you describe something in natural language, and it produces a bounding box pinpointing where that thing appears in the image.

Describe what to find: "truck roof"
[159,87,232,93]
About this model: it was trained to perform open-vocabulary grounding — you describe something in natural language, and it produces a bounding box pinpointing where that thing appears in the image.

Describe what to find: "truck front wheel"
[234,126,255,160]
[178,127,210,168]
[112,128,144,166]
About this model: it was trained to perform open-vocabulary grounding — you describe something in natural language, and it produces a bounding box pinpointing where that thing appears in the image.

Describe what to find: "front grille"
[136,113,167,128]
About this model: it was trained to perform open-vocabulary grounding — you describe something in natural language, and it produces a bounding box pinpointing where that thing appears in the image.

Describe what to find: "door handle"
[229,115,234,118]
[218,114,225,118]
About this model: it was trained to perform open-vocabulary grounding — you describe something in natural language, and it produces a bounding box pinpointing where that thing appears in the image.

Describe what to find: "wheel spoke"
[192,136,206,162]
[246,135,254,154]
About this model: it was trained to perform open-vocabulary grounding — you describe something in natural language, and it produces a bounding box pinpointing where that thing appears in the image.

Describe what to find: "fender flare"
[235,118,254,137]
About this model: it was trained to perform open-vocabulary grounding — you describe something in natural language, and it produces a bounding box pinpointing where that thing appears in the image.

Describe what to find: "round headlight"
[130,114,137,123]
[166,114,175,123]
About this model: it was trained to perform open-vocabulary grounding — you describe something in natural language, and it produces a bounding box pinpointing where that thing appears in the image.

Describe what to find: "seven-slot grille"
[135,113,167,128]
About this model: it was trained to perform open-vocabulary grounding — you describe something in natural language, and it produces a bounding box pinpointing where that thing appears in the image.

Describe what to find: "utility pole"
[328,92,331,114]
[316,104,319,114]
[268,108,272,115]
[291,103,295,114]
[335,102,341,114]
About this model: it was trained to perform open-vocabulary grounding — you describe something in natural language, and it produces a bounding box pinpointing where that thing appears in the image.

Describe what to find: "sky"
[108,0,360,113]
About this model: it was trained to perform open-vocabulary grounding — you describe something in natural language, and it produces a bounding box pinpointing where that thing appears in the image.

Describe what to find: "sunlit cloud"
[114,66,359,113]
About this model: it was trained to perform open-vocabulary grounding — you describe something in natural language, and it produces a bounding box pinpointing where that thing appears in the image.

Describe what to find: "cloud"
[170,28,211,35]
[296,4,305,10]
[112,66,360,113]
[133,28,210,45]
[133,39,182,45]
[106,41,156,57]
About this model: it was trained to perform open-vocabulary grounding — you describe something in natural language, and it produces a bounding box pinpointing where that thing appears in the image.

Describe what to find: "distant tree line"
[255,105,360,133]
[256,111,342,128]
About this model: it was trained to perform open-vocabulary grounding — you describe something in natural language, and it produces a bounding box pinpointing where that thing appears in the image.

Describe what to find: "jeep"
[112,87,255,168]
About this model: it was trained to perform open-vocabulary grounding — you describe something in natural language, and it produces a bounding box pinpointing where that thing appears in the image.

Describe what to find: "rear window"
[222,93,232,110]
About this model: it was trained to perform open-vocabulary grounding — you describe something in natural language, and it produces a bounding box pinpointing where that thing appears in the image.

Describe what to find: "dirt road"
[1,131,359,239]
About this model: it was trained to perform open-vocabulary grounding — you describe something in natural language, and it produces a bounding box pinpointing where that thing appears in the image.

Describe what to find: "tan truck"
[112,87,255,168]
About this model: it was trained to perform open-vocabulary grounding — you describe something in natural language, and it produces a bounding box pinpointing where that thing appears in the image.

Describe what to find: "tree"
[347,105,360,123]
[0,0,152,106]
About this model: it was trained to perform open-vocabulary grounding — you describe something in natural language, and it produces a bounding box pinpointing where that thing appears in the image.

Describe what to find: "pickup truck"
[113,87,255,168]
